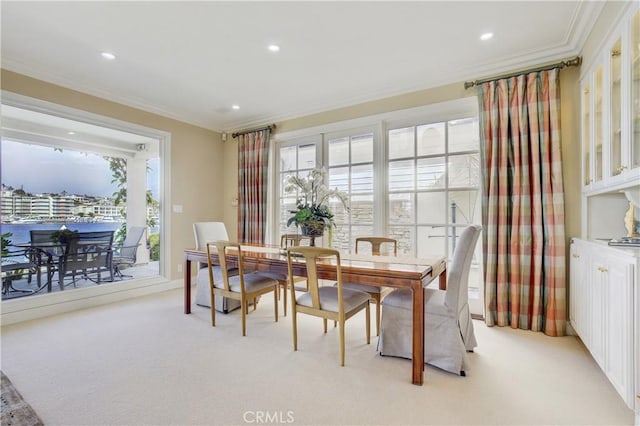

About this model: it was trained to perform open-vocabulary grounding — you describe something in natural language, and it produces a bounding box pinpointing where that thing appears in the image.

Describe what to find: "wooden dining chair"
[280,233,309,248]
[341,236,398,336]
[206,241,279,336]
[286,246,370,366]
[272,234,310,316]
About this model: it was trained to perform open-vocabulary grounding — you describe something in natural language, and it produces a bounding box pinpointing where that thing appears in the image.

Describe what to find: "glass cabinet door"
[610,37,623,176]
[632,9,640,170]
[594,65,604,183]
[582,80,592,186]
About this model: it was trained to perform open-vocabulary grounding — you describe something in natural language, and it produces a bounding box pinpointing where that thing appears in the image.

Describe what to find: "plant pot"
[300,222,325,237]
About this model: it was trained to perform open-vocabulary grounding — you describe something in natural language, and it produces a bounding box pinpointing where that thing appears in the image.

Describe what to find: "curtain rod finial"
[464,81,477,90]
[563,56,582,68]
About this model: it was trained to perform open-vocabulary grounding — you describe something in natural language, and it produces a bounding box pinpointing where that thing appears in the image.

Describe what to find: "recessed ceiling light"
[232,105,240,110]
[268,44,280,52]
[68,131,75,135]
[480,32,494,41]
[101,52,116,60]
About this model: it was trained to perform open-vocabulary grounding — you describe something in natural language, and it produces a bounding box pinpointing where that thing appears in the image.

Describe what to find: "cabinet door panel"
[631,9,640,169]
[570,241,590,342]
[605,257,634,406]
[590,257,606,370]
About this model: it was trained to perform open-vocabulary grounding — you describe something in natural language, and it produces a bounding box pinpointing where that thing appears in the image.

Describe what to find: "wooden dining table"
[183,245,447,386]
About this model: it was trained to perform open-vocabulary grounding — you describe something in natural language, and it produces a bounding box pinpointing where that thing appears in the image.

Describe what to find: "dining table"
[183,244,446,385]
[15,241,64,292]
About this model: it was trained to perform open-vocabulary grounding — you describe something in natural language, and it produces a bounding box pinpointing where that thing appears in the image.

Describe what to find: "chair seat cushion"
[342,282,384,294]
[215,272,277,293]
[258,271,288,282]
[297,286,370,313]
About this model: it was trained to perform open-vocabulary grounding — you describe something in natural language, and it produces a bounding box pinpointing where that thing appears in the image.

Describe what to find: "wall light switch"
[173,204,183,213]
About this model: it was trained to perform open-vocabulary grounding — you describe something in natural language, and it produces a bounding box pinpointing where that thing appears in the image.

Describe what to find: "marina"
[1,222,124,245]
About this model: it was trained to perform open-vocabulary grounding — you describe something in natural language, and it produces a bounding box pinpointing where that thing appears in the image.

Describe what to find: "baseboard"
[1,277,182,326]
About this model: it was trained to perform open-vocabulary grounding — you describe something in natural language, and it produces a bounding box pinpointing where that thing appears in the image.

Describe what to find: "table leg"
[184,258,192,314]
[411,282,425,385]
[439,267,447,290]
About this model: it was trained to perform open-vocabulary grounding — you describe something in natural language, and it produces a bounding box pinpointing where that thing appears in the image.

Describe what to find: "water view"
[1,222,124,245]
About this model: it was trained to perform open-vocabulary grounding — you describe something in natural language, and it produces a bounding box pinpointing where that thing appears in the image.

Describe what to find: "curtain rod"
[463,56,582,90]
[232,124,276,139]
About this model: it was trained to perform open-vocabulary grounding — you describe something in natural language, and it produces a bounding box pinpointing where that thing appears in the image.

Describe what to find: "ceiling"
[1,103,159,159]
[1,1,603,133]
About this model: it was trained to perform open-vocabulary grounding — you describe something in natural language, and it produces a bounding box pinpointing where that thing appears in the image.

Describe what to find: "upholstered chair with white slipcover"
[378,225,481,375]
[193,222,240,313]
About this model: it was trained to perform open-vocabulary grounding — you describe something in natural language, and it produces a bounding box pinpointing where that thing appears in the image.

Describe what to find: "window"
[0,96,170,302]
[273,99,483,314]
[327,130,375,252]
[277,140,319,235]
[387,118,480,258]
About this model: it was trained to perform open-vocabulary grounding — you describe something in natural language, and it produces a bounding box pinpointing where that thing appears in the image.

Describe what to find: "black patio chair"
[58,231,115,287]
[2,246,43,295]
[112,226,146,279]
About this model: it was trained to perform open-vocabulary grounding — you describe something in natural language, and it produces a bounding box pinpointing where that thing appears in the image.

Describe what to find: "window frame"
[0,91,172,283]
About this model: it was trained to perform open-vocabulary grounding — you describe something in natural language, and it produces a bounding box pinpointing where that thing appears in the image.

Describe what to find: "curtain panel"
[478,68,566,336]
[237,129,270,244]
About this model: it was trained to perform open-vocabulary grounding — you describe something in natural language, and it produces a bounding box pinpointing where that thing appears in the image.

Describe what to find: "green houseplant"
[51,228,78,244]
[1,232,12,257]
[285,167,349,241]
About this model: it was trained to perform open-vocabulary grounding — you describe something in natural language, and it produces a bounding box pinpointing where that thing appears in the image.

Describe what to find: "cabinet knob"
[572,253,580,258]
[597,266,608,273]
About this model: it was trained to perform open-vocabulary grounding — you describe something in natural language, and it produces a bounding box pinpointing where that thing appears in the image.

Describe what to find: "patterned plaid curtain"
[478,68,566,336]
[237,129,270,244]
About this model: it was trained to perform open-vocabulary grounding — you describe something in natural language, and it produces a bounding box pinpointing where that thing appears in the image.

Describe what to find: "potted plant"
[285,167,349,244]
[1,232,12,257]
[51,228,78,244]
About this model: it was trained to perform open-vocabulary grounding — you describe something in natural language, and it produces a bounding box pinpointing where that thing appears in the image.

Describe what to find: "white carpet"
[0,288,634,425]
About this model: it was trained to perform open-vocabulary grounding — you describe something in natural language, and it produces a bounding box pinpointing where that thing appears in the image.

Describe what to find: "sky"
[1,140,159,199]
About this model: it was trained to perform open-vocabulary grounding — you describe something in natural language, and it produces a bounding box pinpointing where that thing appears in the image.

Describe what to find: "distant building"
[0,188,125,222]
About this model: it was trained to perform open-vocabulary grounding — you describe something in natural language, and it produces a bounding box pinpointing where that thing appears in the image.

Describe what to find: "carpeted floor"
[0,371,43,426]
[0,288,635,425]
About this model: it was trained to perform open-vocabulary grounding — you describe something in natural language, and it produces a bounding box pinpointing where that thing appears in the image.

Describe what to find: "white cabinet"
[581,4,640,195]
[577,3,640,421]
[570,239,637,410]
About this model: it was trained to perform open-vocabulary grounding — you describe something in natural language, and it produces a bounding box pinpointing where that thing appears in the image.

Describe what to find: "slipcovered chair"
[206,241,279,336]
[378,225,481,375]
[341,236,397,336]
[193,222,240,313]
[286,246,371,366]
